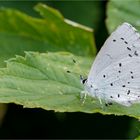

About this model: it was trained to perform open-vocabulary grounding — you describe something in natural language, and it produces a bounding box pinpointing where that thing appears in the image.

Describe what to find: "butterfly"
[81,22,140,107]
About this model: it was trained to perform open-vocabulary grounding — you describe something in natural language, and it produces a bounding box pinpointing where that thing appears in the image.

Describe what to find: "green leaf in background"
[129,119,140,139]
[135,135,140,140]
[0,1,106,49]
[106,0,140,33]
[35,3,96,56]
[1,52,140,119]
[0,3,96,67]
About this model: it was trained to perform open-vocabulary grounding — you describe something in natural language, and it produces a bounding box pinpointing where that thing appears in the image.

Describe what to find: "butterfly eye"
[80,75,87,84]
[82,79,87,84]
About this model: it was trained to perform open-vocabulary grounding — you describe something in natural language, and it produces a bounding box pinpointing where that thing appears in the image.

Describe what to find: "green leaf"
[0,52,92,112]
[1,51,140,119]
[34,3,96,55]
[0,3,96,67]
[35,3,64,20]
[106,0,140,33]
[135,135,140,140]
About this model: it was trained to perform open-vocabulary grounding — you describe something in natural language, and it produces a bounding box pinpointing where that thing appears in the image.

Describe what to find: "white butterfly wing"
[96,56,140,106]
[87,22,140,85]
[86,22,140,106]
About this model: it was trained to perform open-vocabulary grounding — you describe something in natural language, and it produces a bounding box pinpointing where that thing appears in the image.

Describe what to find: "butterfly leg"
[97,97,105,109]
[105,102,113,106]
[80,90,87,104]
[98,97,102,105]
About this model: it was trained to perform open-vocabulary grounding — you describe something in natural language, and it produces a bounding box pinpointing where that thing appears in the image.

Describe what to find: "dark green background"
[0,1,139,139]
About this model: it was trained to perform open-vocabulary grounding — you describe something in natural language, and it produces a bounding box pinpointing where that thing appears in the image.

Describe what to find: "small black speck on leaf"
[67,70,71,73]
[73,59,76,63]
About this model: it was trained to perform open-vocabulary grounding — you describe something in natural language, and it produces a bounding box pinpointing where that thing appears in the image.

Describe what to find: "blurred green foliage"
[0,1,108,50]
[107,0,140,33]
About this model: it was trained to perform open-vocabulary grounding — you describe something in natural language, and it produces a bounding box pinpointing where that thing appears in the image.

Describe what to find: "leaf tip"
[34,3,64,20]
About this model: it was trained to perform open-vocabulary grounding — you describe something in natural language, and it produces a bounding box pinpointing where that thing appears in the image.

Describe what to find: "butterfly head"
[80,75,87,85]
[80,75,98,97]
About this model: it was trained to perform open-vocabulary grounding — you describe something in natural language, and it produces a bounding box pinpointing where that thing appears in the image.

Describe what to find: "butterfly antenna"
[71,58,87,81]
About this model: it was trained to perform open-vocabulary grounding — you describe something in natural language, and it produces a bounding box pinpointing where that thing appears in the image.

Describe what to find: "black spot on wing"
[124,41,128,44]
[132,45,136,48]
[130,71,133,74]
[127,47,131,51]
[127,90,130,95]
[110,83,113,86]
[134,51,138,56]
[119,63,122,67]
[131,76,134,79]
[118,70,121,73]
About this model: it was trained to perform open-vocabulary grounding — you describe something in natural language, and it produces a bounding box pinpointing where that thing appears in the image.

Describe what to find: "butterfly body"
[83,22,140,106]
